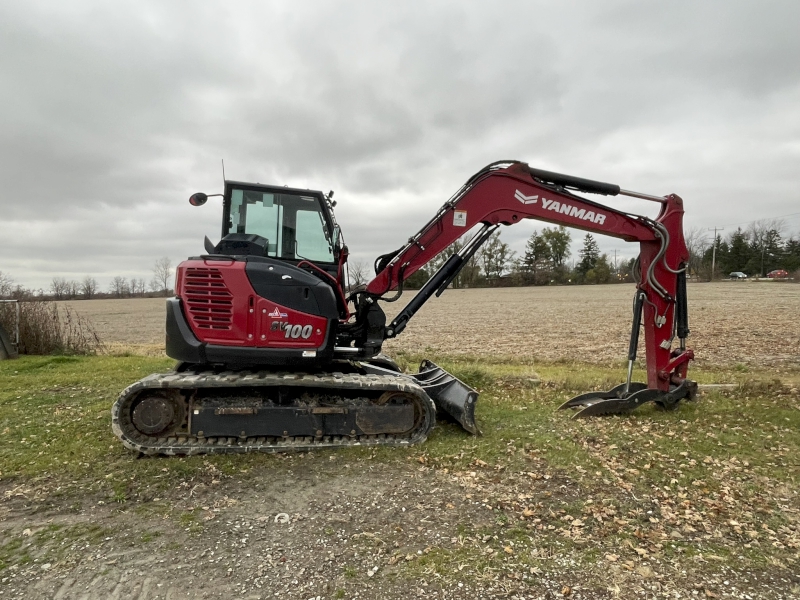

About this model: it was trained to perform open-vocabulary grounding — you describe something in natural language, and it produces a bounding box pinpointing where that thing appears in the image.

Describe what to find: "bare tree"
[66,280,80,299]
[684,227,709,279]
[81,276,98,299]
[152,257,173,296]
[109,276,128,298]
[130,278,146,297]
[347,260,370,290]
[50,277,69,300]
[747,218,786,247]
[0,271,13,298]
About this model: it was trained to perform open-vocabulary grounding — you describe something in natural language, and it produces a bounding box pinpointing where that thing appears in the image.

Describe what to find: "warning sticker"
[453,210,467,227]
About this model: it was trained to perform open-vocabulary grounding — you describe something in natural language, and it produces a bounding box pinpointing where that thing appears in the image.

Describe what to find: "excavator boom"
[352,160,695,418]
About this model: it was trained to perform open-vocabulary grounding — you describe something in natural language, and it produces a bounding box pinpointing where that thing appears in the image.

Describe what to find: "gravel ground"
[2,449,798,600]
[1,459,499,600]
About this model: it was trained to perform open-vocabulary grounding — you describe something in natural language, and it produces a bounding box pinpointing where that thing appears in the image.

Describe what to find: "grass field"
[0,283,798,599]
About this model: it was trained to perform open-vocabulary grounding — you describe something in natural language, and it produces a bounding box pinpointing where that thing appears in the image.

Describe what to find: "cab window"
[229,189,334,262]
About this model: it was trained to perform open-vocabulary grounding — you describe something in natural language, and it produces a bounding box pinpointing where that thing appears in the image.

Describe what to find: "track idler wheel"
[130,391,185,436]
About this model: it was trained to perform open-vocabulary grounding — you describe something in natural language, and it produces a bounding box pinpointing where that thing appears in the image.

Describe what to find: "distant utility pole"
[707,227,724,281]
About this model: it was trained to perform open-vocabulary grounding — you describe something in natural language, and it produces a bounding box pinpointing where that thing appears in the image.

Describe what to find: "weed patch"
[0,300,103,356]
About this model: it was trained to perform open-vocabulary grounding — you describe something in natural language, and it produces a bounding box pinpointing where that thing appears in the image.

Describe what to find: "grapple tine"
[569,388,664,418]
[571,398,640,419]
[562,383,683,419]
[558,393,610,410]
[559,382,648,411]
[558,390,617,410]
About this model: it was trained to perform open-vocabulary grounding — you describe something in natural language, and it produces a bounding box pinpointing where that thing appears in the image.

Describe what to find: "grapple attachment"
[558,379,697,419]
[410,360,480,435]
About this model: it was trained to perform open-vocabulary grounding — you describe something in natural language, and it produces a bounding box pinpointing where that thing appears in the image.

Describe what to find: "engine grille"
[183,268,233,330]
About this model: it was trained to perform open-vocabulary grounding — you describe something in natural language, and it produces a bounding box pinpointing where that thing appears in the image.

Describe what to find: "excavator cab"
[208,183,342,275]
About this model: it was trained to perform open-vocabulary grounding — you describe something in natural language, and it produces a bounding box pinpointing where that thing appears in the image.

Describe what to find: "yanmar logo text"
[515,189,607,225]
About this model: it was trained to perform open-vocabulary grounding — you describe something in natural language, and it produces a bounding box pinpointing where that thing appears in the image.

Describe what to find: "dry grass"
[63,281,800,369]
[0,300,103,355]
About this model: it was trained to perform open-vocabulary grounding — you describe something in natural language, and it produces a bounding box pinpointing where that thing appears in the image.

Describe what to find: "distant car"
[767,269,789,279]
[729,271,747,279]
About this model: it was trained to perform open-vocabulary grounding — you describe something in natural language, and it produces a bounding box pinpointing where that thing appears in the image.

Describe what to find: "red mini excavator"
[113,161,696,455]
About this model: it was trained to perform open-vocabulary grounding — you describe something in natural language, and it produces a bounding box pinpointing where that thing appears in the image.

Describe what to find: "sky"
[1,0,799,292]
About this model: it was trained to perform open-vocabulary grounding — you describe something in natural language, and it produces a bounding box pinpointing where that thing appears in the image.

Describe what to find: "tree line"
[0,258,174,301]
[391,219,799,289]
[8,219,795,303]
[685,220,800,279]
[349,226,640,289]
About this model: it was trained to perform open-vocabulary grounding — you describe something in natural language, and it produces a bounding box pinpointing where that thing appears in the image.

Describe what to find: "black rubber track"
[112,368,436,456]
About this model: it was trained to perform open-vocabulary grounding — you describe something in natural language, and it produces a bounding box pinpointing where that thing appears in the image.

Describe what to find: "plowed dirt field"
[67,281,800,368]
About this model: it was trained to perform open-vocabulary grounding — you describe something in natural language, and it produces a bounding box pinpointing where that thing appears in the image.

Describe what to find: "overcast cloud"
[1,0,799,291]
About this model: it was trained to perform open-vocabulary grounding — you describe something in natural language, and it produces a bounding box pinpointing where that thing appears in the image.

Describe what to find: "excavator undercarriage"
[112,358,476,455]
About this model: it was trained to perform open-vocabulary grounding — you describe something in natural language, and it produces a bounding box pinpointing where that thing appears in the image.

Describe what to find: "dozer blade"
[411,360,480,435]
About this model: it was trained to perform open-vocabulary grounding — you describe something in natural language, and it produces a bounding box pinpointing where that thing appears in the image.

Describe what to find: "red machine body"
[176,259,328,349]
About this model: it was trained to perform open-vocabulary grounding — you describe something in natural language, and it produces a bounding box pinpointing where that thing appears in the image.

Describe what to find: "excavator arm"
[367,161,658,296]
[346,160,695,419]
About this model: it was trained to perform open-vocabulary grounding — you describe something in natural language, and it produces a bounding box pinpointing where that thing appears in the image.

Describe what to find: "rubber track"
[112,369,436,456]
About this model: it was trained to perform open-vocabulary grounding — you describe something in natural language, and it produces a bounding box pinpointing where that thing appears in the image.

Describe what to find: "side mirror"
[189,192,208,207]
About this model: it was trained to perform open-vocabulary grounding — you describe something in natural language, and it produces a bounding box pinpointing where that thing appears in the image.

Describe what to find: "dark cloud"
[1,1,798,290]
